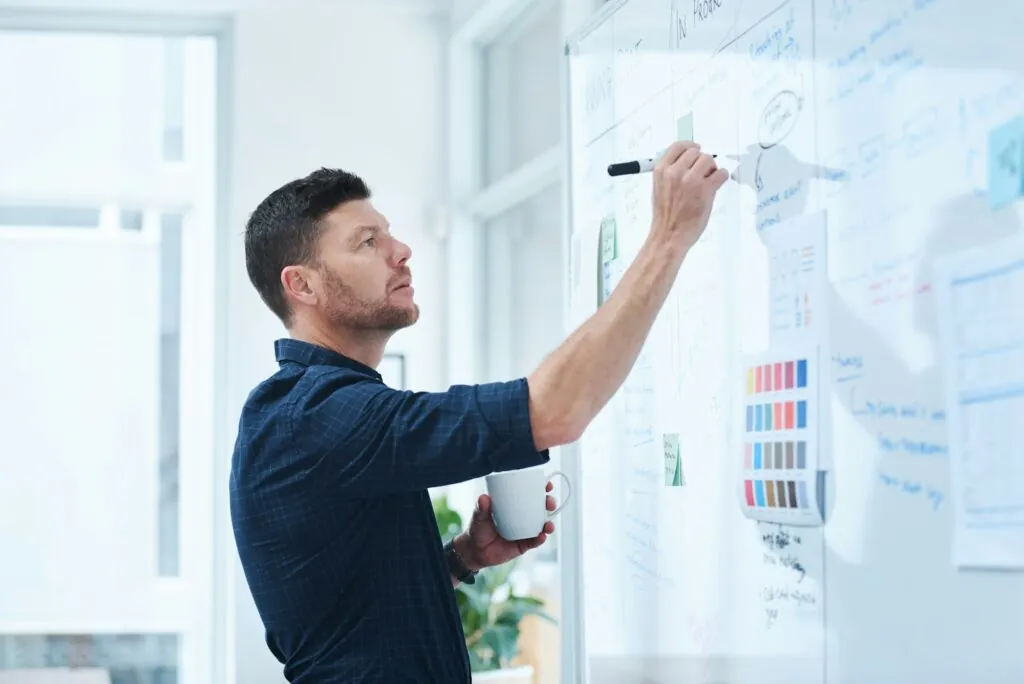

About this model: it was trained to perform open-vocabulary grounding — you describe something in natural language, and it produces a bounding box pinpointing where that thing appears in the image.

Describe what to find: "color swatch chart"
[739,346,824,526]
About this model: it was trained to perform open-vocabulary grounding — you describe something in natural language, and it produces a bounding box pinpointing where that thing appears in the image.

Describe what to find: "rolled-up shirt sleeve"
[288,370,550,496]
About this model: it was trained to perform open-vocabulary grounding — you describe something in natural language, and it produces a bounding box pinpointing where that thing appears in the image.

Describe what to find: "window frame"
[0,10,234,684]
[446,2,599,681]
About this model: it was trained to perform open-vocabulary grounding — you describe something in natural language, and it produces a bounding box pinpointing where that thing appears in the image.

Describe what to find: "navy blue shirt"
[230,339,549,683]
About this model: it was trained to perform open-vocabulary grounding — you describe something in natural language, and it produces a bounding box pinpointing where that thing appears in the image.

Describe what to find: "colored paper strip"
[776,481,788,508]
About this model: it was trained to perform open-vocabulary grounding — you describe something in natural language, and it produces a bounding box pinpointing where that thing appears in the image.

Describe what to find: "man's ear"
[281,265,319,309]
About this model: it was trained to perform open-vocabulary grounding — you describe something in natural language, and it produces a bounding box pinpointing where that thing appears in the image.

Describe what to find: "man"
[230,140,727,682]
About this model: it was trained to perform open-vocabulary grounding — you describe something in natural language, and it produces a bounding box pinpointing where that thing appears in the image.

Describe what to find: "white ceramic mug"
[485,465,572,541]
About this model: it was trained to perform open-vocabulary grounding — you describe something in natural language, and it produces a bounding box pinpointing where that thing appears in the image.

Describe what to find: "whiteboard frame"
[559,28,584,684]
[560,1,665,679]
[559,2,632,681]
[565,0,629,53]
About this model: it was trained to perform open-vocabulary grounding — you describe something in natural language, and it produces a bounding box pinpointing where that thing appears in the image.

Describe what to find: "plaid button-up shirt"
[230,339,549,682]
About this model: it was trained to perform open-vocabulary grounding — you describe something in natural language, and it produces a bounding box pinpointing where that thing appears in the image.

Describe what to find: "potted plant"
[432,494,556,683]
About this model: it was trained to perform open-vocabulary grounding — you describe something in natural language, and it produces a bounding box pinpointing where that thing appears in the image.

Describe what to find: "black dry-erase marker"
[607,154,716,176]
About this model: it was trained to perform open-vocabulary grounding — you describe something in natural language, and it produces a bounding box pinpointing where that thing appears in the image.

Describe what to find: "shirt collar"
[274,338,382,381]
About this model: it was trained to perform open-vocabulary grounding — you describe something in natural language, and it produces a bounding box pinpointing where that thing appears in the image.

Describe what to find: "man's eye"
[364,237,376,247]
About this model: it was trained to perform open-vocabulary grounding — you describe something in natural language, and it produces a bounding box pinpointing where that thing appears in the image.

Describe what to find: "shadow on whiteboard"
[727,143,849,201]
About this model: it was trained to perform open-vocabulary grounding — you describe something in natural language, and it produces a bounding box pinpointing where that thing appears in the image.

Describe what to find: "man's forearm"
[527,235,686,450]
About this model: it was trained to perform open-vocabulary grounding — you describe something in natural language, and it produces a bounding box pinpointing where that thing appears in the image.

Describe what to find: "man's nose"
[392,238,412,265]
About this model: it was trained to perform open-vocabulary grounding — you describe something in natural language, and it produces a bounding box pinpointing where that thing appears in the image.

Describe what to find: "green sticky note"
[664,433,685,486]
[988,115,1024,209]
[600,215,618,262]
[677,112,694,142]
[598,215,618,306]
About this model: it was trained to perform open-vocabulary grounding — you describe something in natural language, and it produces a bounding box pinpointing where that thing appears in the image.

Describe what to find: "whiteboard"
[562,1,1024,683]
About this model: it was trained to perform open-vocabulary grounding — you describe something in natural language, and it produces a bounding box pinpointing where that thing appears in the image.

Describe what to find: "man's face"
[308,199,418,332]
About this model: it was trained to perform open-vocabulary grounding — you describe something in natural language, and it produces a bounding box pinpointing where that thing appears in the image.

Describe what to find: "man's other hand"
[455,482,556,571]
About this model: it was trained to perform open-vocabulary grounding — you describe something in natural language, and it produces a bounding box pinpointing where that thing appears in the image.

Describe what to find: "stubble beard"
[321,268,419,333]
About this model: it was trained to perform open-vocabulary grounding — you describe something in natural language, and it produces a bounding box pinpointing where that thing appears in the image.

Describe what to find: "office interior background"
[0,0,610,682]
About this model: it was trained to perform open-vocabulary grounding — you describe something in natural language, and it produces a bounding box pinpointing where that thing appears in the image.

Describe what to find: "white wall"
[223,6,447,682]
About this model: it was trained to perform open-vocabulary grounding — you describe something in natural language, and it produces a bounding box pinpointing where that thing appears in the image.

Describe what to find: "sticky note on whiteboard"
[987,115,1024,209]
[677,111,694,141]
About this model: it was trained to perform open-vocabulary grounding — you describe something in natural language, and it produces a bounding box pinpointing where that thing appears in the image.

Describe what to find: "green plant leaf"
[468,649,495,672]
[432,494,552,672]
[482,560,515,590]
[476,623,520,669]
[432,494,463,543]
[456,586,489,637]
[496,596,557,626]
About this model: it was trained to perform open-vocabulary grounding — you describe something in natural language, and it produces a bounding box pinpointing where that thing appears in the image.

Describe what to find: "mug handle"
[546,471,573,518]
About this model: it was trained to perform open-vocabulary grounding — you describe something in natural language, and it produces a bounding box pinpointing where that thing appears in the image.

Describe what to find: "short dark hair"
[244,167,371,325]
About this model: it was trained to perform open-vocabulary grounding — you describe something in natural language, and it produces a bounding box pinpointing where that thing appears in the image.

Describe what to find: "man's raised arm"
[526,141,728,450]
[284,142,727,496]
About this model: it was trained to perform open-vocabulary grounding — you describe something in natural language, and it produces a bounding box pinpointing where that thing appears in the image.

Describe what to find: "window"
[449,2,584,680]
[482,0,564,184]
[163,38,186,162]
[483,182,566,564]
[0,634,178,684]
[483,183,566,381]
[0,27,218,684]
[0,204,101,229]
[122,209,145,232]
[159,212,184,578]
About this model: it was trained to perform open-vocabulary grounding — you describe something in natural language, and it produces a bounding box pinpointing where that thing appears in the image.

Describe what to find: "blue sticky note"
[797,400,807,428]
[988,116,1024,209]
[755,404,763,431]
[746,405,754,431]
[754,442,763,469]
[755,480,766,507]
[797,359,808,387]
